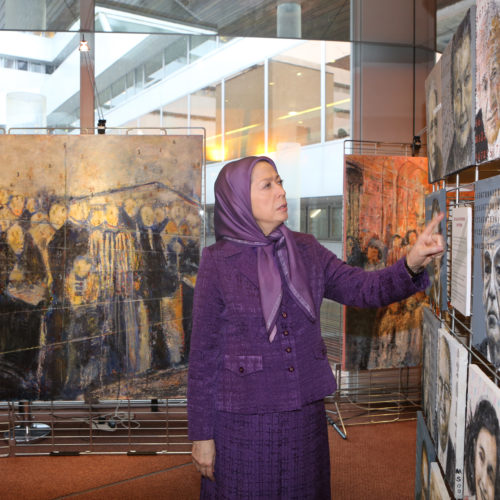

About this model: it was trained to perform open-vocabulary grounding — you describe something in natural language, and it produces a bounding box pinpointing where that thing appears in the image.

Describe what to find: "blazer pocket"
[224,355,263,376]
[314,340,328,360]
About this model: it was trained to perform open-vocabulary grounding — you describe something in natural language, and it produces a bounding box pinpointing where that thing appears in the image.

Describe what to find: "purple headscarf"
[214,156,316,341]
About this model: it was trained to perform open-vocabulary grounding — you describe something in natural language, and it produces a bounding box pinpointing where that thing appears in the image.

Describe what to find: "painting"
[430,462,452,500]
[343,154,431,371]
[425,191,448,311]
[0,134,203,401]
[464,363,500,499]
[425,58,444,183]
[472,175,500,372]
[441,7,476,177]
[416,411,438,500]
[436,328,468,498]
[422,306,441,445]
[476,0,500,163]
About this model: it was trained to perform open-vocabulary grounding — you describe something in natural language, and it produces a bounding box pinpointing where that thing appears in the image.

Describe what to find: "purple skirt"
[200,400,331,500]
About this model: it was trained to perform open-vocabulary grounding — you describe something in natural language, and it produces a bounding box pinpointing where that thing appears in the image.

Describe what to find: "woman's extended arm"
[320,214,445,307]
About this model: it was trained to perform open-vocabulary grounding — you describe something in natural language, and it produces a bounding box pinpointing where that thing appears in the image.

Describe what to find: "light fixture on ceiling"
[79,35,90,52]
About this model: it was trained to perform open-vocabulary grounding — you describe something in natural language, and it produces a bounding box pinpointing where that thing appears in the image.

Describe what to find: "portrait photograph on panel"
[472,175,500,372]
[442,7,476,177]
[425,58,444,182]
[476,0,500,163]
[0,135,203,401]
[416,411,438,500]
[464,364,500,500]
[343,154,430,371]
[425,191,448,311]
[437,328,468,498]
[430,462,452,500]
[422,306,441,445]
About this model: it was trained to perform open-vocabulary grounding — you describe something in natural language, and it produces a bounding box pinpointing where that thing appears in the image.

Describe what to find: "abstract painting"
[442,7,476,176]
[472,175,500,372]
[425,58,444,182]
[476,0,500,163]
[343,154,430,370]
[0,135,202,401]
[425,190,448,311]
[464,363,500,499]
[416,410,438,500]
[422,306,441,445]
[436,328,468,498]
[430,462,452,499]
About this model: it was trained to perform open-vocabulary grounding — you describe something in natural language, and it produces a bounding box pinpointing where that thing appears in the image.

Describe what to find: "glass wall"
[269,41,322,149]
[224,64,265,159]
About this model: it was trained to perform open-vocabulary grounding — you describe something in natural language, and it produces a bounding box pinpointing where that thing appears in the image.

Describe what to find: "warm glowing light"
[206,146,226,162]
[296,72,302,76]
[326,98,350,108]
[79,39,90,52]
[310,209,322,218]
[277,98,351,120]
[269,82,275,86]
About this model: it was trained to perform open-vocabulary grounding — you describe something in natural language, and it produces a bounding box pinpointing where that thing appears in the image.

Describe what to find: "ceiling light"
[79,37,90,52]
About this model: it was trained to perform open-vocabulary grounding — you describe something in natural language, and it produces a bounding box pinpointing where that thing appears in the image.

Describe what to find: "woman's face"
[474,427,497,500]
[250,161,287,236]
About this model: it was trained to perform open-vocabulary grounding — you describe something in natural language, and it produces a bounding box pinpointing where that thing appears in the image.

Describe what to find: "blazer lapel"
[220,241,259,288]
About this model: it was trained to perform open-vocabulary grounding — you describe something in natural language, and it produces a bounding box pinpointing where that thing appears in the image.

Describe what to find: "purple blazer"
[187,231,428,440]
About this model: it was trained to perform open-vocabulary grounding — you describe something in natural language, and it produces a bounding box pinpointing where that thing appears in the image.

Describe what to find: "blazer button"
[285,347,292,353]
[281,311,287,318]
[239,367,244,373]
[283,330,289,336]
[288,366,294,372]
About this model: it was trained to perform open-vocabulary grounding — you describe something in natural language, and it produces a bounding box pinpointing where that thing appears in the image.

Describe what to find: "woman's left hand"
[406,213,446,273]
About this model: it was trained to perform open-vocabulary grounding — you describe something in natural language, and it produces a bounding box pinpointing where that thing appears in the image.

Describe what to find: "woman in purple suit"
[187,156,445,499]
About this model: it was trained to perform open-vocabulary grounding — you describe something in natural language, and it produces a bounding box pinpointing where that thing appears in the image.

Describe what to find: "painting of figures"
[422,306,441,445]
[464,364,500,499]
[416,411,438,500]
[436,328,468,498]
[472,175,500,372]
[442,7,476,176]
[343,154,430,370]
[425,59,444,182]
[0,134,202,401]
[476,0,500,163]
[430,462,452,500]
[425,191,448,311]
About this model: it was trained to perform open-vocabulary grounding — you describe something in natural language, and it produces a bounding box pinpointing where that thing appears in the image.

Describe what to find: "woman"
[187,156,444,499]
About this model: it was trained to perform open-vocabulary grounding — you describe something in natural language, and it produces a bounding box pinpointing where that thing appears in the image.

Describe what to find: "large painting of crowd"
[343,154,431,371]
[0,135,202,401]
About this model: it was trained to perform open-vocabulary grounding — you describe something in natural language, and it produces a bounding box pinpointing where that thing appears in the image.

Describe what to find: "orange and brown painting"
[343,154,431,371]
[0,135,202,401]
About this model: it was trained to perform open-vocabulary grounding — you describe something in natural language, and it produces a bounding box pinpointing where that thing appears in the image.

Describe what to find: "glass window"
[17,59,28,71]
[269,41,322,150]
[144,51,163,89]
[300,196,343,241]
[162,96,188,129]
[190,36,217,63]
[224,64,265,160]
[191,85,221,163]
[325,42,351,141]
[164,36,188,77]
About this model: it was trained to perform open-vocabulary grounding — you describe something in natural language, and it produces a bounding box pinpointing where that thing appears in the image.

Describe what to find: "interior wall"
[351,0,436,144]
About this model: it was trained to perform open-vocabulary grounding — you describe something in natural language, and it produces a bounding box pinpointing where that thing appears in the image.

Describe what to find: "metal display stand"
[4,402,50,444]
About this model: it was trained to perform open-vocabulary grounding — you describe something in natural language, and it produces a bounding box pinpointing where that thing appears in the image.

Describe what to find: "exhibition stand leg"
[4,401,51,443]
